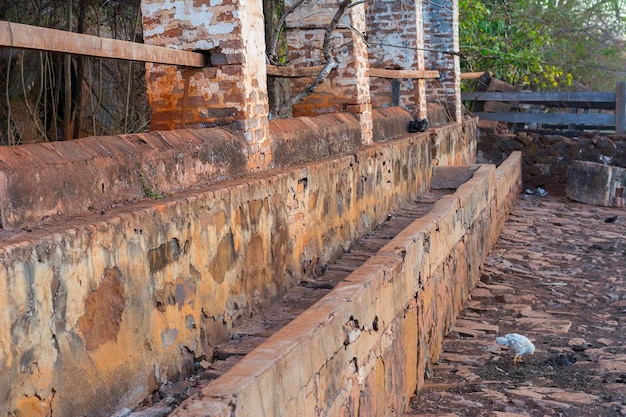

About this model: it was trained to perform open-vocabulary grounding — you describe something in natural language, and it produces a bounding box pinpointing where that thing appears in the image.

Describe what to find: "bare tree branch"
[273,0,352,118]
[269,0,306,64]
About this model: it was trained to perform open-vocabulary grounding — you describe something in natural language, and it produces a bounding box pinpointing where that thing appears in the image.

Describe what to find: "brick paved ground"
[407,195,626,417]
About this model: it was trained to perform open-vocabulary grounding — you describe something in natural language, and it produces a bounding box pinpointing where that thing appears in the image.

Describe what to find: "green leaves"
[459,0,626,90]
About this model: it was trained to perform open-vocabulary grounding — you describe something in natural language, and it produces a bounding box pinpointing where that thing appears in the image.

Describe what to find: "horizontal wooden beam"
[473,112,615,125]
[461,71,489,80]
[463,91,615,104]
[266,64,325,78]
[266,65,441,80]
[0,20,206,67]
[368,68,439,79]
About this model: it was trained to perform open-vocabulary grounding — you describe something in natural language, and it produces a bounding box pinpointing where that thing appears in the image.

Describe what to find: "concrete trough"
[168,152,522,417]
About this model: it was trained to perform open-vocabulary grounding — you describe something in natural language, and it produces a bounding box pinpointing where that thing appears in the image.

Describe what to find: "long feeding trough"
[124,153,523,417]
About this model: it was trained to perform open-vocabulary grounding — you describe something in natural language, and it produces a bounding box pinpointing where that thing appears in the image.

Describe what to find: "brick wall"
[139,0,463,160]
[284,1,364,117]
[366,0,427,118]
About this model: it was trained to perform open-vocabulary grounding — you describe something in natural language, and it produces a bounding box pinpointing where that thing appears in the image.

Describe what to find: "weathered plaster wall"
[170,152,522,417]
[0,116,477,417]
[140,0,272,169]
[432,117,478,166]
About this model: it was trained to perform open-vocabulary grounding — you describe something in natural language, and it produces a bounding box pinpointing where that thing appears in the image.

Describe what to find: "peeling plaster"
[208,22,237,35]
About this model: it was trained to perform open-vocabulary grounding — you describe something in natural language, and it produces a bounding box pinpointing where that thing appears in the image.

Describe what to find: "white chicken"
[496,333,535,366]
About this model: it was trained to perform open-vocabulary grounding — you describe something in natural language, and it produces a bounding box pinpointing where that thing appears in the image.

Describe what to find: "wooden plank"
[474,112,615,125]
[266,64,325,78]
[461,71,489,80]
[616,81,626,134]
[486,77,518,92]
[463,91,616,108]
[0,21,205,67]
[483,101,512,113]
[368,68,439,79]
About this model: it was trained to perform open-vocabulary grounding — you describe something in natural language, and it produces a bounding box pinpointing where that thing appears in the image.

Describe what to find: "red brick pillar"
[423,0,462,122]
[414,0,428,119]
[350,2,373,144]
[141,0,272,170]
[366,0,428,119]
[285,0,372,144]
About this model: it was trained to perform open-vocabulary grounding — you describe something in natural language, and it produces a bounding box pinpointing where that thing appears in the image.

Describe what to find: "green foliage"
[139,173,165,200]
[459,0,626,91]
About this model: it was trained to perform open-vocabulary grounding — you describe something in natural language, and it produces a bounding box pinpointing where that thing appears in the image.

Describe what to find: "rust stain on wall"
[210,232,236,284]
[78,267,125,351]
[148,238,182,273]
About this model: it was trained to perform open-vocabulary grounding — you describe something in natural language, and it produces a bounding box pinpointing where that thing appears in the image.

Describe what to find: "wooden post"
[392,80,400,107]
[616,81,626,134]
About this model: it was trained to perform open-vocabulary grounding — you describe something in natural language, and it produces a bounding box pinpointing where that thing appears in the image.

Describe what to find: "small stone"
[568,338,589,351]
[547,391,598,405]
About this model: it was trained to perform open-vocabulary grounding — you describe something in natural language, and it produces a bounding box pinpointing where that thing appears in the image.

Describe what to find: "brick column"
[141,0,272,170]
[423,0,462,122]
[365,0,427,119]
[285,0,370,130]
[350,3,373,144]
[414,0,428,119]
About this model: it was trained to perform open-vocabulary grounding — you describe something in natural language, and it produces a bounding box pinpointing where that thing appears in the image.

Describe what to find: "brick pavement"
[407,195,626,417]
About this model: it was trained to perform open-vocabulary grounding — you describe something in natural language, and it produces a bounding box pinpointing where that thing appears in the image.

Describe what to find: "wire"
[365,41,626,75]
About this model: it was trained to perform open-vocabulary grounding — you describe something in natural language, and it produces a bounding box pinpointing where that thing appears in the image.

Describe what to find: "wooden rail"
[463,91,616,110]
[463,78,626,134]
[3,20,442,82]
[461,71,490,80]
[266,65,440,79]
[0,21,206,67]
[368,68,440,79]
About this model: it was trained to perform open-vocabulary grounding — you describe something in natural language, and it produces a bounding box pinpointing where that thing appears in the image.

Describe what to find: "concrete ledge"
[431,165,479,189]
[0,109,419,232]
[269,112,362,166]
[171,152,522,417]
[371,107,413,142]
[0,128,248,231]
[565,160,626,207]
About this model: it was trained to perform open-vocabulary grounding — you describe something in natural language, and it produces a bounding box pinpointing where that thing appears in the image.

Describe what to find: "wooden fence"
[462,72,626,134]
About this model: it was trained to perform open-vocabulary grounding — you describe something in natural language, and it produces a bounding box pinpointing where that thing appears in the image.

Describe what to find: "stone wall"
[0,114,476,417]
[477,130,626,195]
[0,107,418,232]
[171,152,522,417]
